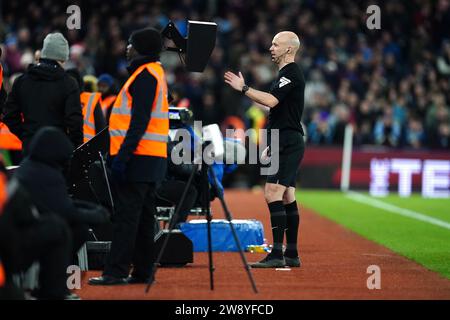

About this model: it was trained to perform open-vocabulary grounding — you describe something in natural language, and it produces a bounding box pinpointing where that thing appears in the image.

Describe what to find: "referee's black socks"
[267,201,286,258]
[284,201,299,258]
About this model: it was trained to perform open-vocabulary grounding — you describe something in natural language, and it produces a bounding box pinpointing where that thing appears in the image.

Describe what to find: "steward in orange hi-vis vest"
[88,28,170,285]
[66,67,108,152]
[109,61,169,158]
[80,91,101,143]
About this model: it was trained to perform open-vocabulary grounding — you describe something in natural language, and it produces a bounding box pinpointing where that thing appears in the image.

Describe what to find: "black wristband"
[241,85,249,94]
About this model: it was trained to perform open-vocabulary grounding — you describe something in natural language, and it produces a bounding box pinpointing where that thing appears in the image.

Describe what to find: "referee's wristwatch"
[241,84,249,94]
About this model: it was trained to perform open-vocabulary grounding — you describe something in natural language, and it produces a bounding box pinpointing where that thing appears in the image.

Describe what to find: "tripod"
[145,156,258,293]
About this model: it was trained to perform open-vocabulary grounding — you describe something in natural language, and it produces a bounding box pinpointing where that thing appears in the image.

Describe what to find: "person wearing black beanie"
[127,27,162,62]
[89,26,169,286]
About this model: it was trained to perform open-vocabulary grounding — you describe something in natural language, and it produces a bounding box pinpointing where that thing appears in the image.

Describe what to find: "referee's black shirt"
[268,62,305,135]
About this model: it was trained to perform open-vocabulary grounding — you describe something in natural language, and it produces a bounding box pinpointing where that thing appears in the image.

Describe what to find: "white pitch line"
[345,191,450,231]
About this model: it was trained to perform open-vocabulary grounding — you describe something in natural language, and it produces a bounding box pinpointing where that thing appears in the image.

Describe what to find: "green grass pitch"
[297,190,450,280]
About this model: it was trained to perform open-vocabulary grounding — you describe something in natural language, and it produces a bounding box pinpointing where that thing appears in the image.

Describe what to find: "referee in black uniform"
[224,31,305,268]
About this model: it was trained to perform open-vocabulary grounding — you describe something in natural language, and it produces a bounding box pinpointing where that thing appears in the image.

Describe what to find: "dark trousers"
[103,181,156,278]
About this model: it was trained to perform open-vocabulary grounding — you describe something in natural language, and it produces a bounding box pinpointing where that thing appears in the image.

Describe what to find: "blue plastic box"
[180,219,265,252]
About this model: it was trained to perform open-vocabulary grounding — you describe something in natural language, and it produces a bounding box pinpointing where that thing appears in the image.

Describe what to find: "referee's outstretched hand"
[224,71,245,92]
[260,146,271,163]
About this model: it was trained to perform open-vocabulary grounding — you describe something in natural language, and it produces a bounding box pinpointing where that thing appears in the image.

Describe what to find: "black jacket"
[0,86,6,115]
[13,127,108,225]
[111,56,167,183]
[2,59,83,152]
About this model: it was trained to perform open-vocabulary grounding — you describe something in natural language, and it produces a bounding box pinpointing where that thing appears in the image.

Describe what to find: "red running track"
[77,190,450,300]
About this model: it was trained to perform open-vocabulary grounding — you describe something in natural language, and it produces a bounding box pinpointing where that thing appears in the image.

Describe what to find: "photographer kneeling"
[12,127,110,262]
[0,175,74,300]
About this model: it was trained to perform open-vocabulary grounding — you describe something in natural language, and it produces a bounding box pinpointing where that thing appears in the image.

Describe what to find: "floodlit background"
[0,0,449,298]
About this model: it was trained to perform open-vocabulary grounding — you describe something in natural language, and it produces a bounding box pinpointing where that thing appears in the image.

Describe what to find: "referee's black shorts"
[266,130,305,188]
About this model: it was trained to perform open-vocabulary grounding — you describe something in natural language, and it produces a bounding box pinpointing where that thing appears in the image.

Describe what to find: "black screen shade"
[186,21,217,72]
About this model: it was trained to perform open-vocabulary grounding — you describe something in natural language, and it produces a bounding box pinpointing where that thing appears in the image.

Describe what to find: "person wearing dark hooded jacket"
[13,127,109,259]
[2,33,83,153]
[0,159,75,300]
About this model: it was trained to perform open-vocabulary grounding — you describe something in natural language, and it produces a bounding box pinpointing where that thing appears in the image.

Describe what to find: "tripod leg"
[208,167,258,293]
[145,164,199,293]
[201,163,215,291]
[205,195,214,291]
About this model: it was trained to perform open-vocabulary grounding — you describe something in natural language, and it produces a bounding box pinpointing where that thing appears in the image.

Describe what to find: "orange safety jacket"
[99,95,116,118]
[109,62,169,158]
[1,64,7,287]
[80,92,101,143]
[0,123,22,150]
[0,261,5,287]
[0,171,6,214]
[0,172,5,287]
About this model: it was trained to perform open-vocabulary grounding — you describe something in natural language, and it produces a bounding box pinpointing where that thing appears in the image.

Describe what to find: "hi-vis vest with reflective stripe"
[109,62,169,158]
[99,95,116,118]
[80,92,101,143]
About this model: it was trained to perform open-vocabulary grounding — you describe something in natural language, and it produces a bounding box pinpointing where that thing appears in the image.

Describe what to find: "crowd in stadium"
[1,0,450,149]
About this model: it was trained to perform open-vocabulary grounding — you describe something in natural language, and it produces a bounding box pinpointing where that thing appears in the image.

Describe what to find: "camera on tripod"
[168,106,194,129]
